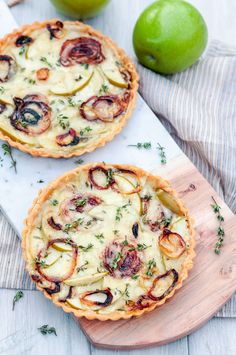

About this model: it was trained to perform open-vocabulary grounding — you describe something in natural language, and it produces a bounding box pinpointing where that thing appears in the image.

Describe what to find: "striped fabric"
[138,40,236,214]
[0,41,235,317]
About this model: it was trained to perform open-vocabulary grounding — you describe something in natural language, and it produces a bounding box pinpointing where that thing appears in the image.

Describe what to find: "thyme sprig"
[12,290,24,311]
[38,325,57,336]
[211,196,225,254]
[157,143,167,164]
[128,142,152,150]
[2,143,17,173]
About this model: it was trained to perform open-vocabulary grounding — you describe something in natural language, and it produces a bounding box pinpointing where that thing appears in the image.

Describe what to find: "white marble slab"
[0,1,181,237]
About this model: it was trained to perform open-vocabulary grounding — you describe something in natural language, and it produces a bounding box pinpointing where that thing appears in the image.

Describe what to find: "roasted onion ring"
[0,103,6,114]
[10,94,51,135]
[47,216,62,231]
[80,288,113,307]
[47,20,64,39]
[60,37,105,67]
[56,129,80,147]
[148,269,179,301]
[35,238,77,283]
[88,166,113,190]
[159,228,186,259]
[80,95,124,122]
[0,55,17,82]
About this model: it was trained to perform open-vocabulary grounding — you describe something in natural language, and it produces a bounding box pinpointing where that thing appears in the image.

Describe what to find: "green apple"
[49,0,110,19]
[133,0,208,74]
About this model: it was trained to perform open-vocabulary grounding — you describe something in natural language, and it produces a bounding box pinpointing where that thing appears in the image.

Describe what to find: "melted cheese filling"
[0,23,131,154]
[26,165,192,315]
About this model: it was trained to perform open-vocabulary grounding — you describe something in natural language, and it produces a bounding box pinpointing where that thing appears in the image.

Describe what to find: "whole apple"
[133,0,208,74]
[49,0,110,19]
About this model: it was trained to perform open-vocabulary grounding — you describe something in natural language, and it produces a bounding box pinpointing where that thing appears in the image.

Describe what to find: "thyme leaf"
[211,196,225,254]
[128,142,152,150]
[157,143,167,164]
[12,290,24,311]
[2,143,17,173]
[38,325,57,336]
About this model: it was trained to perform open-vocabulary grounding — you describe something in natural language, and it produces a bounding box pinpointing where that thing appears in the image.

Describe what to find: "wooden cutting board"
[77,154,236,350]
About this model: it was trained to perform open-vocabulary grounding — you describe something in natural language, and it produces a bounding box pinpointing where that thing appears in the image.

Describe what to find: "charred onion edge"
[47,216,62,231]
[91,95,124,122]
[0,19,138,157]
[56,129,80,147]
[159,228,186,259]
[80,288,113,307]
[35,238,77,283]
[15,35,33,47]
[22,163,194,321]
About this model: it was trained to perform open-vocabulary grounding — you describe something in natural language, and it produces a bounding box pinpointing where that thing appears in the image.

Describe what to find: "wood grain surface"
[78,155,236,349]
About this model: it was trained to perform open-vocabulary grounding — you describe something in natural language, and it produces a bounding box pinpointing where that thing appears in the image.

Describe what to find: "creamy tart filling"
[0,20,138,157]
[23,163,195,320]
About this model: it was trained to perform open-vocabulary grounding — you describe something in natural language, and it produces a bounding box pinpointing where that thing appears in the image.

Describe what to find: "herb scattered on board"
[38,325,57,336]
[74,158,84,165]
[12,290,24,311]
[211,196,225,254]
[2,143,17,173]
[128,142,152,150]
[37,179,44,183]
[157,143,167,164]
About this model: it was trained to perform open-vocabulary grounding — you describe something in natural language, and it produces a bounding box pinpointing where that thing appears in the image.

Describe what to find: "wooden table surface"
[0,0,235,354]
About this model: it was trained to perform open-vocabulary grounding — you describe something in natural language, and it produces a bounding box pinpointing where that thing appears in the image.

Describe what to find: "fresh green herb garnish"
[115,202,131,221]
[51,199,58,206]
[124,284,130,298]
[67,97,76,107]
[2,143,17,173]
[12,290,24,311]
[131,274,139,280]
[211,196,225,254]
[28,78,36,85]
[34,257,46,268]
[80,126,92,136]
[82,63,89,70]
[95,233,104,241]
[79,243,94,252]
[128,142,152,150]
[111,252,123,269]
[38,325,57,336]
[58,114,69,130]
[161,217,172,227]
[75,75,83,82]
[99,83,109,94]
[122,237,128,246]
[146,258,156,277]
[74,198,86,207]
[77,260,89,272]
[137,243,149,251]
[143,194,152,201]
[40,57,53,68]
[157,143,167,164]
[0,86,5,94]
[107,168,114,185]
[19,46,25,56]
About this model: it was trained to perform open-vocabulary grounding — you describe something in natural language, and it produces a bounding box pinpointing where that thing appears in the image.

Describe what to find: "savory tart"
[22,163,195,320]
[0,20,138,157]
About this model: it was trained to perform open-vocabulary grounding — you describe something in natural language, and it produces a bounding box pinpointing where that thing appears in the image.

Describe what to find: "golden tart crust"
[0,19,138,158]
[22,163,195,321]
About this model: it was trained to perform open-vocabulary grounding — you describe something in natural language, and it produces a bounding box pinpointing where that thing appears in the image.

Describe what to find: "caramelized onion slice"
[47,216,62,231]
[10,94,51,135]
[148,269,178,301]
[159,228,186,259]
[35,238,77,283]
[88,166,112,190]
[56,129,80,147]
[0,55,17,82]
[80,96,98,121]
[60,37,105,67]
[47,20,64,39]
[80,288,113,307]
[92,95,124,122]
[0,103,6,114]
